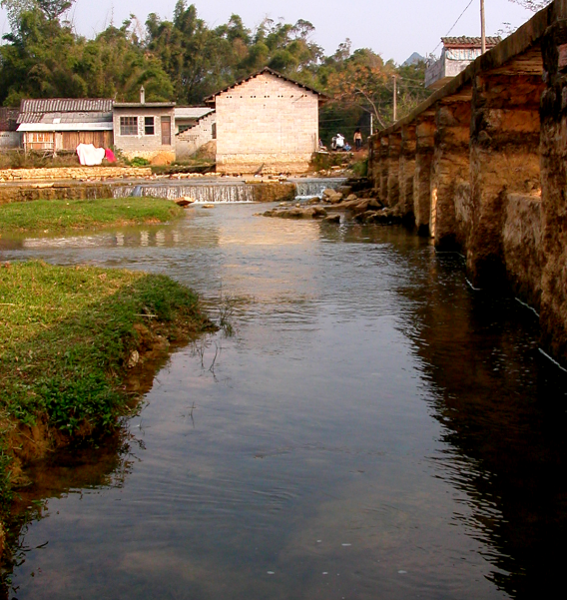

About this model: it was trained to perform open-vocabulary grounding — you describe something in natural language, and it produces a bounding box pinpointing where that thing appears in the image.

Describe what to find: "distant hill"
[403,52,425,66]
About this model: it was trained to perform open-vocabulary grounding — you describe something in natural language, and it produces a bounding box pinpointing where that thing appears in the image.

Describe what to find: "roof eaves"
[204,67,328,104]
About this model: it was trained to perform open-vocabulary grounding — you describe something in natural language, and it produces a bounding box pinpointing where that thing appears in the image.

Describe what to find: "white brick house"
[113,89,176,163]
[205,68,325,174]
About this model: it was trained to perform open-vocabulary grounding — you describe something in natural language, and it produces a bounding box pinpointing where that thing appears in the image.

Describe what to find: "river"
[1,202,567,599]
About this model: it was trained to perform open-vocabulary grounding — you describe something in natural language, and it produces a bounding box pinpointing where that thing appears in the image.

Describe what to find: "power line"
[429,0,475,57]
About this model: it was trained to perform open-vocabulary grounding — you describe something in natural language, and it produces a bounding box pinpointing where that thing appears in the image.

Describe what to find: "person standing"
[354,129,363,151]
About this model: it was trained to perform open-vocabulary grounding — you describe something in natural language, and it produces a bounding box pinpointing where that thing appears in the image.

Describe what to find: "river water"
[2,203,567,599]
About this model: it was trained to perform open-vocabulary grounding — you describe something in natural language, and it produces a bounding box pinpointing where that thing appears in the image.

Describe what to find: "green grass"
[0,260,214,516]
[0,197,184,234]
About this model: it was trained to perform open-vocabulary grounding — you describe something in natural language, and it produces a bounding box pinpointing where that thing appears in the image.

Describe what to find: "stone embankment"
[0,166,152,182]
[368,0,567,365]
[0,182,115,204]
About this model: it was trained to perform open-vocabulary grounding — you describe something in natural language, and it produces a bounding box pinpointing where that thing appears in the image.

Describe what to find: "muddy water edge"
[1,203,567,599]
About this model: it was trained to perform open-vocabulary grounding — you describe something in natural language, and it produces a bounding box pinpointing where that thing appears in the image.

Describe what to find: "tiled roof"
[19,98,113,114]
[442,36,501,47]
[204,67,327,104]
[113,102,175,108]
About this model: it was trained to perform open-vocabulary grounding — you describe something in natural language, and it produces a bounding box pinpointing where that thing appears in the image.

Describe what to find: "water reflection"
[1,206,566,599]
[398,250,567,598]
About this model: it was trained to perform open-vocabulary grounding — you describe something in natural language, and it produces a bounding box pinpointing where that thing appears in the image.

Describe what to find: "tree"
[36,0,72,20]
[1,0,74,28]
[322,47,393,129]
[0,8,174,105]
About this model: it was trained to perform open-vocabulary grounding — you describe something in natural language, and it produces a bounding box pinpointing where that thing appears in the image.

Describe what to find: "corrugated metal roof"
[175,106,213,119]
[18,123,113,132]
[18,111,112,126]
[442,36,501,47]
[19,98,113,114]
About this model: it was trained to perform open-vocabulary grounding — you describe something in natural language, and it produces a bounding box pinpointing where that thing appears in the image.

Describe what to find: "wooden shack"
[17,99,114,153]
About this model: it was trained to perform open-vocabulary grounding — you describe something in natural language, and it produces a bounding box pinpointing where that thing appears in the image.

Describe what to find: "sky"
[0,0,538,64]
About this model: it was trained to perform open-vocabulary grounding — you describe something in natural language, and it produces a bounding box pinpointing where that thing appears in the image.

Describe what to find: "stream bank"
[0,261,215,562]
[1,204,567,599]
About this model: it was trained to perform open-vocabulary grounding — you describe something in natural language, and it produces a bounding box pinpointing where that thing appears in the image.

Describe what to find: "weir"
[111,177,345,203]
[367,0,567,365]
[113,182,257,203]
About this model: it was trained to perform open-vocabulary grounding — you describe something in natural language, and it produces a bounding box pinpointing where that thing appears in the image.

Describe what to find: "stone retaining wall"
[0,166,152,182]
[0,183,115,204]
[366,0,567,364]
[503,193,543,309]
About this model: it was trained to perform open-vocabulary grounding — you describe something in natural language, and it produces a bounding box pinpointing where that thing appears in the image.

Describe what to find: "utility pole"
[480,0,486,54]
[393,75,398,122]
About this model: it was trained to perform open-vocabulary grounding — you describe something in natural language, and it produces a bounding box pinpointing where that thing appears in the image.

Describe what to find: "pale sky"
[0,0,537,63]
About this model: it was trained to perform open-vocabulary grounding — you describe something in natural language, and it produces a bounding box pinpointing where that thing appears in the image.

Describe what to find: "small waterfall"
[111,177,347,203]
[294,178,347,199]
[112,183,256,203]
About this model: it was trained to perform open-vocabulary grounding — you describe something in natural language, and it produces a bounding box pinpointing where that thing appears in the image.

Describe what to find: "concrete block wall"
[215,73,319,173]
[113,107,175,161]
[176,112,216,158]
[0,131,22,149]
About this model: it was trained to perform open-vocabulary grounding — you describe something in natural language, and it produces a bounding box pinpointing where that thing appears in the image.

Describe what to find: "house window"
[144,116,155,135]
[120,116,138,136]
[212,122,217,140]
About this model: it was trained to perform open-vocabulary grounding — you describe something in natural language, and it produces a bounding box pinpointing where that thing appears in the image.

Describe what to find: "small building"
[0,107,21,150]
[174,106,214,135]
[176,110,216,159]
[425,37,501,89]
[112,88,176,164]
[205,67,325,174]
[17,99,113,153]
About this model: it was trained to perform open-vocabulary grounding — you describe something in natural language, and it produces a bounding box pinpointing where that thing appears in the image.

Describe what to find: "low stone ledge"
[248,182,296,203]
[0,183,115,204]
[0,166,152,182]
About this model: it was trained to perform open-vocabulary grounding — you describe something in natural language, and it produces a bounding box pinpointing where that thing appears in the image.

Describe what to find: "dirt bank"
[0,262,216,561]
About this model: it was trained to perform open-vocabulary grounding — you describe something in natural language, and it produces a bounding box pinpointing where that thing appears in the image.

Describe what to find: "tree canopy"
[0,1,429,141]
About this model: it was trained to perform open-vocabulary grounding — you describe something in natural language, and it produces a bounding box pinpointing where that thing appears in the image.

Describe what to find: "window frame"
[120,116,138,136]
[144,116,155,136]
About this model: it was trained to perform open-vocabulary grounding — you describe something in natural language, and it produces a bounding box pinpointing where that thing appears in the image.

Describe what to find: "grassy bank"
[0,260,215,545]
[0,197,184,234]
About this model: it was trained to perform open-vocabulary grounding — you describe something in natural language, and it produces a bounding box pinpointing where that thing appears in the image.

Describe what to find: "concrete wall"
[176,112,216,158]
[214,72,319,174]
[0,131,22,149]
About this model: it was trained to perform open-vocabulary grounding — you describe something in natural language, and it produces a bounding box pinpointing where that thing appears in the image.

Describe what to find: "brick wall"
[215,73,319,173]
